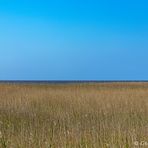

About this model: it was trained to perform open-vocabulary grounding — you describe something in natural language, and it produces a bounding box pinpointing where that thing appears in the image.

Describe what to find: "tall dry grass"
[0,82,148,147]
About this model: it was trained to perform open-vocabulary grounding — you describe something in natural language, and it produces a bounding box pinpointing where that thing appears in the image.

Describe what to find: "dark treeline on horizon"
[0,80,148,84]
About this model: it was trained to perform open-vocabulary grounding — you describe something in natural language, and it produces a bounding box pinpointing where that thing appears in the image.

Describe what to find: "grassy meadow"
[0,82,148,147]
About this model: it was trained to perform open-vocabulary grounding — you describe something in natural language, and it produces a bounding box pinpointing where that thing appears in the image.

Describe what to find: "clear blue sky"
[0,0,148,80]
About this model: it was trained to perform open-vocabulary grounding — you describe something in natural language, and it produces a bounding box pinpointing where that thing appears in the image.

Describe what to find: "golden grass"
[0,82,148,147]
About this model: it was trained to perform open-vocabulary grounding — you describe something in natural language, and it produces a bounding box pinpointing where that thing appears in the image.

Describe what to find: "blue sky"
[0,0,148,80]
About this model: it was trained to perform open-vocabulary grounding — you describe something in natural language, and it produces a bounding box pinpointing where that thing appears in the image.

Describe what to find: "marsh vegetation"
[0,83,147,147]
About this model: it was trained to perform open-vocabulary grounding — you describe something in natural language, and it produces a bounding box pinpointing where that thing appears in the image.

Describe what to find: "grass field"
[0,82,148,147]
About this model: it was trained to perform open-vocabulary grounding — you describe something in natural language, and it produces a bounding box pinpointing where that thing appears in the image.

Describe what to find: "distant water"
[0,80,148,84]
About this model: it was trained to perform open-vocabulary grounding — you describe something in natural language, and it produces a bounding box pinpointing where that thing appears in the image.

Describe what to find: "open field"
[0,82,148,147]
